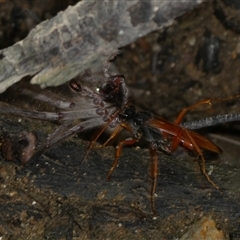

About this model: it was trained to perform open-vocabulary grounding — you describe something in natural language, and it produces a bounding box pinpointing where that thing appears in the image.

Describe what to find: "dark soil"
[0,0,240,239]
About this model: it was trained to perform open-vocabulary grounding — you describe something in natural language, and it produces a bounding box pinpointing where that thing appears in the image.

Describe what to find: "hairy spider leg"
[0,102,61,120]
[27,118,105,165]
[44,121,73,148]
[26,121,72,165]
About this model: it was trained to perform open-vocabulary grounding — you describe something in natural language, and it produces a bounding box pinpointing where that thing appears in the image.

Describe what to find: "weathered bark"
[0,0,206,93]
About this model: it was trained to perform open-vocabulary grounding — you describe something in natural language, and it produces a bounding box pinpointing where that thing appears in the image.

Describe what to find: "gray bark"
[0,0,206,93]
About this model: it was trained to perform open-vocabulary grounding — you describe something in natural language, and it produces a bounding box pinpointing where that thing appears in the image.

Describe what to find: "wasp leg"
[82,109,122,163]
[170,127,220,190]
[100,123,133,148]
[107,137,138,181]
[175,94,240,125]
[149,146,158,216]
[175,99,212,125]
[184,130,220,190]
[97,125,123,149]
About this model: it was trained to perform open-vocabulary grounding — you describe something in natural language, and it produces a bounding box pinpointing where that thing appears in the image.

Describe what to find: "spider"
[1,54,240,216]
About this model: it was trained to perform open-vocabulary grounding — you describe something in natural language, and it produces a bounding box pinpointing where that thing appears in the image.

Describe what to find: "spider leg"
[45,118,105,149]
[15,87,72,109]
[24,121,73,165]
[27,117,105,165]
[45,120,73,147]
[0,101,108,121]
[0,102,61,120]
[59,108,103,120]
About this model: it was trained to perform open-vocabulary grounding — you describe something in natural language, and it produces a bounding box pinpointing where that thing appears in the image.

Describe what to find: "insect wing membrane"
[148,116,222,154]
[182,130,223,154]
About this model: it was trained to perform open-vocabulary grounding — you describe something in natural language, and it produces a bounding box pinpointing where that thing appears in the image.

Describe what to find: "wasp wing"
[148,116,222,154]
